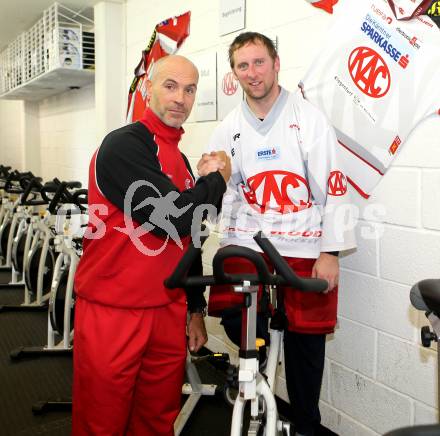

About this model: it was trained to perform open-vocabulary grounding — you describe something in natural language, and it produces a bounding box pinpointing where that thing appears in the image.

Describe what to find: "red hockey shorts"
[208,252,338,334]
[72,296,187,436]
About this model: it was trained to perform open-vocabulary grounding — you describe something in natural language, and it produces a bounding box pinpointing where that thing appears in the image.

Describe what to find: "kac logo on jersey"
[348,46,391,98]
[327,170,347,196]
[256,146,280,161]
[242,170,312,214]
[222,72,239,96]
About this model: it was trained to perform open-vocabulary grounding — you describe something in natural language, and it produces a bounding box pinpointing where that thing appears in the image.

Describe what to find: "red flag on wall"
[126,11,191,123]
[305,0,339,13]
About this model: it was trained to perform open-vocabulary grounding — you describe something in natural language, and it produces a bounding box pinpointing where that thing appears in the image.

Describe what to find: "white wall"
[125,1,440,435]
[0,1,126,187]
[39,85,96,184]
[0,99,25,170]
[0,0,438,434]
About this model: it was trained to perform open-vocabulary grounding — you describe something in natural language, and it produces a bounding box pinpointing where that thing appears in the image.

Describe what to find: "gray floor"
[0,267,336,436]
[0,267,233,436]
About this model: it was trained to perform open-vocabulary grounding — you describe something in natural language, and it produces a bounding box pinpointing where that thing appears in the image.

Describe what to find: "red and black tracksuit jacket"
[75,109,226,309]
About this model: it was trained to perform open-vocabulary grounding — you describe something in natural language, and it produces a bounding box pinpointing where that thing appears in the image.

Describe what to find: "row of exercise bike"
[1,163,440,435]
[0,165,87,356]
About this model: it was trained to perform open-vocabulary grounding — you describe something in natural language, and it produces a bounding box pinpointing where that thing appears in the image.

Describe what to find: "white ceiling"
[0,0,102,51]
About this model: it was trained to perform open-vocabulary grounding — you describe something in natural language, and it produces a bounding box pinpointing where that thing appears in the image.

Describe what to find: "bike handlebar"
[4,171,34,193]
[254,231,327,291]
[40,179,85,213]
[0,165,12,179]
[20,177,45,205]
[71,189,88,205]
[165,231,328,292]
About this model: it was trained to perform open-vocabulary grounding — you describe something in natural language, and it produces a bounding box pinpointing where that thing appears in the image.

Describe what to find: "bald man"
[73,55,231,436]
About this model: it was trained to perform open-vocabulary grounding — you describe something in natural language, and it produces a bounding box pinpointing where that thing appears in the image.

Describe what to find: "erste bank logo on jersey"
[256,146,280,161]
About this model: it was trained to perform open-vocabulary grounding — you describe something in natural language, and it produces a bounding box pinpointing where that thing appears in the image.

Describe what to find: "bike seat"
[410,279,440,315]
[383,424,440,436]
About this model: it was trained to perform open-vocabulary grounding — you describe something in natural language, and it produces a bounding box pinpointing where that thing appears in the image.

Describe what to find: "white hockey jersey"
[387,0,433,20]
[207,88,357,259]
[300,0,440,197]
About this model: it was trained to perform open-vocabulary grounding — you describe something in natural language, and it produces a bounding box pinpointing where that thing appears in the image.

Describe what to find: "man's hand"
[217,151,231,183]
[197,152,224,176]
[311,253,339,292]
[187,313,208,353]
[197,151,231,182]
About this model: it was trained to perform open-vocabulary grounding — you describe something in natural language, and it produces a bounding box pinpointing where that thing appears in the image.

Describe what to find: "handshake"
[197,151,231,182]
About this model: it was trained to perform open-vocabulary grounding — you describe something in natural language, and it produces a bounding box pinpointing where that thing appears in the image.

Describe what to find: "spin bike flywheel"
[0,221,11,259]
[49,267,75,335]
[25,241,55,299]
[12,231,27,274]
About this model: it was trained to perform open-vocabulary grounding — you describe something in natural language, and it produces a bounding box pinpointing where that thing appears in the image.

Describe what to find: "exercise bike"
[0,171,35,279]
[383,279,440,436]
[166,230,327,436]
[10,180,85,359]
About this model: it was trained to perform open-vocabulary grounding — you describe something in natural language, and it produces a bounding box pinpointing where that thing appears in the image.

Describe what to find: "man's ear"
[146,80,152,100]
[274,56,280,73]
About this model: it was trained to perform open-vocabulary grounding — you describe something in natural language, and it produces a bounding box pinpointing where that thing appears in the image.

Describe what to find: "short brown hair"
[228,32,278,69]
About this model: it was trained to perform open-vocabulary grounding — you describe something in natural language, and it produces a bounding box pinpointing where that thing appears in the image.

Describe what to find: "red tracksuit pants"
[72,296,187,436]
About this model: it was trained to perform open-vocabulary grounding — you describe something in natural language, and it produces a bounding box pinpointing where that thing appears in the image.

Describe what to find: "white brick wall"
[376,333,437,407]
[326,318,376,378]
[371,168,420,228]
[320,402,381,436]
[0,1,438,434]
[339,221,379,276]
[339,271,419,341]
[0,99,24,170]
[330,363,412,434]
[39,84,96,185]
[380,226,440,286]
[414,401,439,425]
[422,170,440,231]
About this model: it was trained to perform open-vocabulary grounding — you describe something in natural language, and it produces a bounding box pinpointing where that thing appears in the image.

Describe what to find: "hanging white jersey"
[304,0,432,18]
[206,88,357,258]
[300,0,440,197]
[387,0,433,20]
